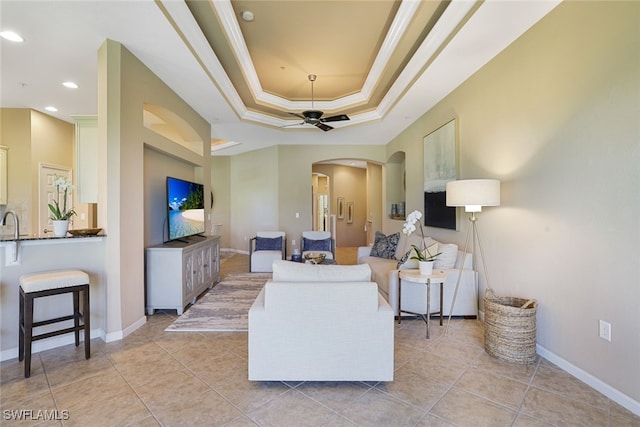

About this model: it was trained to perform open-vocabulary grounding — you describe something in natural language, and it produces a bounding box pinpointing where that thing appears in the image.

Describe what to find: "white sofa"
[248,260,394,382]
[358,233,478,318]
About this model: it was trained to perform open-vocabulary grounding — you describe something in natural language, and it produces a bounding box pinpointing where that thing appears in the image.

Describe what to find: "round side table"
[398,269,447,338]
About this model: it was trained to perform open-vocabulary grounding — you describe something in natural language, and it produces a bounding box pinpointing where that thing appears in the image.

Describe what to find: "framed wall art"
[337,197,345,219]
[347,202,354,224]
[423,119,458,230]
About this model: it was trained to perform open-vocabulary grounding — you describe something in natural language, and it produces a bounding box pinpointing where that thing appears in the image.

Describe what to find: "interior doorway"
[39,163,72,234]
[312,173,330,232]
[312,160,380,249]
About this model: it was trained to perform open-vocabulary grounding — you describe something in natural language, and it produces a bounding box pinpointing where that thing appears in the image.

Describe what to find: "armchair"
[301,231,335,260]
[249,231,286,272]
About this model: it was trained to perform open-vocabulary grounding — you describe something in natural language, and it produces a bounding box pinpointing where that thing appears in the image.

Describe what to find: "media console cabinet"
[145,235,220,315]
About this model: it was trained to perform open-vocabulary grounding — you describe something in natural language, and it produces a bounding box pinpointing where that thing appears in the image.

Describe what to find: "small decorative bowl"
[67,228,102,236]
[304,252,326,264]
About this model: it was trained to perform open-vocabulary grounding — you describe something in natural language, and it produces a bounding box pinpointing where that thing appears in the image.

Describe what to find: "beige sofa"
[248,260,394,382]
[358,233,478,318]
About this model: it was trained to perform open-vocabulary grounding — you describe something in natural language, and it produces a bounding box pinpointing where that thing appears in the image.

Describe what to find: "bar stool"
[19,270,91,378]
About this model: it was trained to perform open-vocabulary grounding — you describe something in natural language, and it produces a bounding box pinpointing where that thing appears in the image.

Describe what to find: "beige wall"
[98,40,211,338]
[387,1,639,406]
[331,165,367,247]
[0,109,32,233]
[0,109,89,235]
[223,144,386,255]
[211,155,231,248]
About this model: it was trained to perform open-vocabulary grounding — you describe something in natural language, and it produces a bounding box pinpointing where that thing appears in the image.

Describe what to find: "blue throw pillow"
[370,231,400,259]
[303,237,331,252]
[255,236,282,251]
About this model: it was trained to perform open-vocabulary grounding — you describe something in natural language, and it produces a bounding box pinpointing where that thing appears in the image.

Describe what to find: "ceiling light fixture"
[45,106,58,112]
[0,31,24,42]
[62,81,79,89]
[241,10,254,22]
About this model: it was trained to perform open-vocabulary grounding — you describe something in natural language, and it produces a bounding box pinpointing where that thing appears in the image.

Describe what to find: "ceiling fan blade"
[282,122,305,128]
[320,114,350,123]
[288,112,306,121]
[315,122,333,132]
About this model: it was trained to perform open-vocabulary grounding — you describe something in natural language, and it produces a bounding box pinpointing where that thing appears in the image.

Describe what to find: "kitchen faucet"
[1,210,20,240]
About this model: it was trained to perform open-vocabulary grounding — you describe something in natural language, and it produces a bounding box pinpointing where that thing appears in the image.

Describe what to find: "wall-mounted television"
[166,176,205,242]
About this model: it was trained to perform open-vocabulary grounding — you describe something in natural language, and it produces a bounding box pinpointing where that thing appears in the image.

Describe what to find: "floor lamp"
[444,179,501,334]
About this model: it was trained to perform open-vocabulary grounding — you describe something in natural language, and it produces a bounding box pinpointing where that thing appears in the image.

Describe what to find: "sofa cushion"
[303,237,331,252]
[370,231,400,259]
[272,260,371,282]
[434,243,458,269]
[359,256,397,296]
[255,236,283,251]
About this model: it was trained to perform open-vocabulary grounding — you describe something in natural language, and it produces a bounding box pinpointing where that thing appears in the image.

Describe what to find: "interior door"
[39,164,72,234]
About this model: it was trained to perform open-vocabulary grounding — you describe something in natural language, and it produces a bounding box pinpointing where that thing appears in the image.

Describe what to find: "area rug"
[165,272,271,332]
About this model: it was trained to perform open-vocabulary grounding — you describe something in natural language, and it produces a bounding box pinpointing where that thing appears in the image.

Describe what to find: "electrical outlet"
[295,212,300,218]
[292,239,296,246]
[599,320,611,342]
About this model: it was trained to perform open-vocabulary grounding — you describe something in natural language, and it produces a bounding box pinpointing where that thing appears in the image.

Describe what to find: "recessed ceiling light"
[241,10,254,22]
[0,31,24,42]
[45,106,58,112]
[62,81,78,89]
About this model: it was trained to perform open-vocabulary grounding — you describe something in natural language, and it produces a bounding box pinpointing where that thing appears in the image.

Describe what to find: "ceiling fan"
[287,74,350,131]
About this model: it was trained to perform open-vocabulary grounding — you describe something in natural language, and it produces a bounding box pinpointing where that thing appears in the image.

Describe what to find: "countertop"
[0,233,106,243]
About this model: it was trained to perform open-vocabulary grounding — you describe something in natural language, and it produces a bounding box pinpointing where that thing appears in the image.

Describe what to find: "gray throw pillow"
[370,231,400,259]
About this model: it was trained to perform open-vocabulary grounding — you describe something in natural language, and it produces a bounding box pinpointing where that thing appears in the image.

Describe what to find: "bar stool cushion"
[19,270,89,293]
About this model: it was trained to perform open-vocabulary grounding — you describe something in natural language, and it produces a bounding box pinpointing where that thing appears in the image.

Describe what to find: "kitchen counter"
[0,232,106,242]
[0,233,107,361]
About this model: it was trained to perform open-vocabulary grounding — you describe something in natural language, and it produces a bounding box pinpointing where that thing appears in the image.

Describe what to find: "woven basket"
[484,289,537,364]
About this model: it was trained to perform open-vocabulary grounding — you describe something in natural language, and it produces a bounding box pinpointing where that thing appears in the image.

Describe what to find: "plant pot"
[419,260,434,276]
[52,220,69,237]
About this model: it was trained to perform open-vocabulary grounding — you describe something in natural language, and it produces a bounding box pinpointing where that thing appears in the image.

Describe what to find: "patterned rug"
[165,272,271,332]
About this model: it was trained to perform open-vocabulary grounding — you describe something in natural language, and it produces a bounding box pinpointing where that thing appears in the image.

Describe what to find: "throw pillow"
[255,236,282,251]
[370,231,400,259]
[434,242,458,269]
[303,237,331,252]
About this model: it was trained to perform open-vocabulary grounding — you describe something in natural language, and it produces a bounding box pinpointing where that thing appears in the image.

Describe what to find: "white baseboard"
[1,315,148,360]
[1,328,103,362]
[536,345,640,417]
[104,315,147,343]
[221,248,246,254]
[477,312,639,416]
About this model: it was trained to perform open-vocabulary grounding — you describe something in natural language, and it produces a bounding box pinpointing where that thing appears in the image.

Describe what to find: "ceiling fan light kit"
[287,74,350,131]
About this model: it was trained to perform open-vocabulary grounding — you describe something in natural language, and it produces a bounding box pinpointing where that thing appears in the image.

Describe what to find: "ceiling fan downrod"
[308,74,317,109]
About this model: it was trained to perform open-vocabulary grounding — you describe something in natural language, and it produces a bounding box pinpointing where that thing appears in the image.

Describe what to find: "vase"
[419,260,434,276]
[52,220,69,237]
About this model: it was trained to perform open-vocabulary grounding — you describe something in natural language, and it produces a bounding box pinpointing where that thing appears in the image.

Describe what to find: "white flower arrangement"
[402,210,440,262]
[48,175,76,221]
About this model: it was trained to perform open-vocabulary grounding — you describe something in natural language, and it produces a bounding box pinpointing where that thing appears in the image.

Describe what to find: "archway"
[312,159,382,249]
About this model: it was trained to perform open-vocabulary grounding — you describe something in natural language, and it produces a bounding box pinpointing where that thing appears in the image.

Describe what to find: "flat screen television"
[166,176,205,242]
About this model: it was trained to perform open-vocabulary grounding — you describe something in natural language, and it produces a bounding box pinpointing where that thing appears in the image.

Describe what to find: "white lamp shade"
[446,179,500,211]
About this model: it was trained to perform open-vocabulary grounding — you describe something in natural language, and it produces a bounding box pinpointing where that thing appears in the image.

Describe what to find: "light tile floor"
[1,253,639,426]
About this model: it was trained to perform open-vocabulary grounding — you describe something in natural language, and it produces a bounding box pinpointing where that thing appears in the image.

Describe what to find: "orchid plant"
[402,210,441,262]
[48,175,76,221]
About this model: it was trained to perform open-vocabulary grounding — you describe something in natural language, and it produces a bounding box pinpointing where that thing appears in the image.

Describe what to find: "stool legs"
[83,287,90,359]
[73,290,80,347]
[18,284,90,378]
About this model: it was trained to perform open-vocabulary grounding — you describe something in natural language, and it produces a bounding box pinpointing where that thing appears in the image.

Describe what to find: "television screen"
[166,176,205,241]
